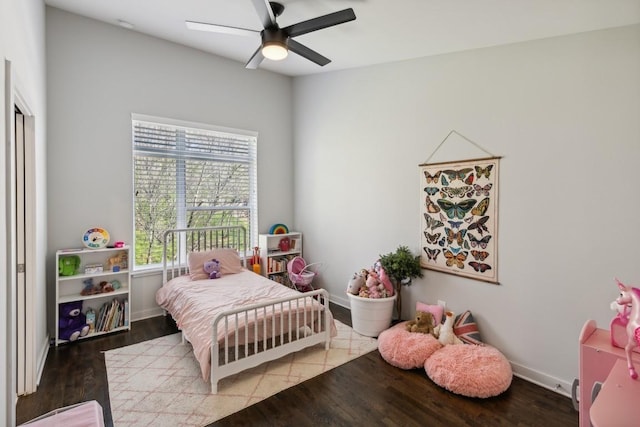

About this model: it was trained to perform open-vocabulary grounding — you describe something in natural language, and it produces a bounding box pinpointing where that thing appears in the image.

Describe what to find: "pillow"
[416,301,444,325]
[424,344,512,397]
[187,248,244,280]
[453,310,483,345]
[378,321,442,369]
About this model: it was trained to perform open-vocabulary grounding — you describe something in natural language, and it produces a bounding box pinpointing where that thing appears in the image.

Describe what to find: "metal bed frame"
[162,226,332,393]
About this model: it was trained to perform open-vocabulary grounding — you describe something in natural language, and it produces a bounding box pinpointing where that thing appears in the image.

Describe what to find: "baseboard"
[330,296,574,400]
[331,294,349,309]
[494,361,573,398]
[36,335,49,387]
[131,307,165,322]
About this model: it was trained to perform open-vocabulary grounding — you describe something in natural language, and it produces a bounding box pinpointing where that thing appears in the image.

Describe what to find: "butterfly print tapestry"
[419,157,499,283]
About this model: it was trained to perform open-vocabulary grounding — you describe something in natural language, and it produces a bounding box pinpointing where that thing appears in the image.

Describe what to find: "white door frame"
[4,57,18,427]
[4,58,38,427]
[14,103,36,396]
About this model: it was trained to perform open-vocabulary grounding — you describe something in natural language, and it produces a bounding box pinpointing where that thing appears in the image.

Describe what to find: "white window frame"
[131,113,258,270]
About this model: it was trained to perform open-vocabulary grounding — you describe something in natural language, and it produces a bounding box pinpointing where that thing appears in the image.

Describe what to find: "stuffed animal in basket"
[406,310,436,335]
[373,260,395,296]
[58,300,89,341]
[347,272,366,295]
[365,271,383,298]
[204,259,221,279]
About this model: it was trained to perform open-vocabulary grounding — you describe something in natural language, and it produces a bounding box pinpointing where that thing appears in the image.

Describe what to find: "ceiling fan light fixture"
[262,40,288,61]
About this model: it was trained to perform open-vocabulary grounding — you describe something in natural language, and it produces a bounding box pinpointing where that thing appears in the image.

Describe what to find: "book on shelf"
[124,300,129,327]
[267,254,298,273]
[94,297,128,333]
[95,302,107,332]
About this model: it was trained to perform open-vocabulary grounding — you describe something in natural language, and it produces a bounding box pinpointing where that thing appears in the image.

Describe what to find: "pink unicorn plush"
[615,278,640,379]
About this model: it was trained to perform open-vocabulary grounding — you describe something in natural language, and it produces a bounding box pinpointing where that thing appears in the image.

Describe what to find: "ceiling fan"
[186,0,356,69]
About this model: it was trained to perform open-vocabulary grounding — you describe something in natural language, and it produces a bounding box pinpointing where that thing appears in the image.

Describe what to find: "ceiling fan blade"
[288,39,330,66]
[283,8,356,38]
[185,20,258,37]
[251,0,277,29]
[245,46,265,69]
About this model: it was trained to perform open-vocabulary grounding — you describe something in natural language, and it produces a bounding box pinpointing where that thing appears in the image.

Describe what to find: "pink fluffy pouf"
[377,321,443,369]
[424,344,512,398]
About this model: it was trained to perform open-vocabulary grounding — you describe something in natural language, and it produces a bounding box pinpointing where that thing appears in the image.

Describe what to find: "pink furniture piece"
[578,320,640,427]
[19,400,104,427]
[589,359,640,427]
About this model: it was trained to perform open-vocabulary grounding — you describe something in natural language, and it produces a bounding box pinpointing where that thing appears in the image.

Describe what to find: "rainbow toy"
[269,223,289,234]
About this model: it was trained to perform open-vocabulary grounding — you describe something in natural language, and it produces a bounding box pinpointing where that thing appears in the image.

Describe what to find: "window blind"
[132,114,257,268]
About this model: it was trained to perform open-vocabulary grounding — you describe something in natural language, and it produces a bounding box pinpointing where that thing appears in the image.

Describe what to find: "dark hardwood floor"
[17,304,578,426]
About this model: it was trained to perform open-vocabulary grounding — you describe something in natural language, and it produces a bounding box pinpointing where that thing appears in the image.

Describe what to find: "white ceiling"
[44,0,640,77]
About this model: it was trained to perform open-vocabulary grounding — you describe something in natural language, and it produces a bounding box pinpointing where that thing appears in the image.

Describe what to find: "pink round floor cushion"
[377,321,442,369]
[424,344,512,398]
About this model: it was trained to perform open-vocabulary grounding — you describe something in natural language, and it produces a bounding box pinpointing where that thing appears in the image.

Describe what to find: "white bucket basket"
[347,292,397,337]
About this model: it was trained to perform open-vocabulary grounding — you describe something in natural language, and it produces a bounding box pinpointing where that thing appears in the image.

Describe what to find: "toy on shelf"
[615,278,640,379]
[108,251,128,271]
[100,281,114,292]
[85,308,96,333]
[59,301,89,341]
[278,237,290,252]
[81,278,102,296]
[58,255,80,276]
[269,223,289,235]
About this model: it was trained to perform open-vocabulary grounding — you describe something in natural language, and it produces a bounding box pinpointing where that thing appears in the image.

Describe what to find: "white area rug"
[105,320,377,426]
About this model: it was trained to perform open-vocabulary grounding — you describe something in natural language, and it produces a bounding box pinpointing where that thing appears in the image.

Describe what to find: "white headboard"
[162,226,248,282]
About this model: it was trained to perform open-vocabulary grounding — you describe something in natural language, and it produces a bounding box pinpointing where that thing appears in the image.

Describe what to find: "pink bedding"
[156,269,335,380]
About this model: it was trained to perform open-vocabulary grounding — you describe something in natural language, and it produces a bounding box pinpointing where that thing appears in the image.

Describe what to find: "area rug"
[105,320,377,426]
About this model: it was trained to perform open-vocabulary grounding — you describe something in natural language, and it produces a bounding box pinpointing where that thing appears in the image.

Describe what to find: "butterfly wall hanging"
[419,156,500,284]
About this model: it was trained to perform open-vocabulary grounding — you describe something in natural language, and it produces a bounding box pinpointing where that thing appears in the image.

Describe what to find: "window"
[132,114,257,269]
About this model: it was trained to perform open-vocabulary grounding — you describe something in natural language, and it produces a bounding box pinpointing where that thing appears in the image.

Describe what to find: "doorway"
[12,93,36,398]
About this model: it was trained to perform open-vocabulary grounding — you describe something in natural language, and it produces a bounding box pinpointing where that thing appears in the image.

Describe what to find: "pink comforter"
[156,269,335,380]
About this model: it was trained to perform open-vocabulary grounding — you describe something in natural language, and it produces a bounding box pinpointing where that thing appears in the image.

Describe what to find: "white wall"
[1,0,47,424]
[293,24,640,395]
[44,4,640,400]
[46,8,294,323]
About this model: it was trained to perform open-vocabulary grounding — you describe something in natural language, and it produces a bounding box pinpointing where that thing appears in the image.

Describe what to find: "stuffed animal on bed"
[204,259,221,279]
[58,300,90,341]
[406,310,436,335]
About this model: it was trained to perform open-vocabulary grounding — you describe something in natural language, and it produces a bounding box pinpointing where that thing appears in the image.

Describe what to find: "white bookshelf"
[258,232,302,287]
[55,246,131,345]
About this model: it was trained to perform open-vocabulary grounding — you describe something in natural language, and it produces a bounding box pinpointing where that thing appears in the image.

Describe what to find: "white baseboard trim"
[329,296,574,400]
[36,335,49,387]
[131,307,165,322]
[500,361,573,398]
[331,295,349,309]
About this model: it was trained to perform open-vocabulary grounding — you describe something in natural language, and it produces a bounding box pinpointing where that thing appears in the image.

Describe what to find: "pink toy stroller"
[287,256,321,292]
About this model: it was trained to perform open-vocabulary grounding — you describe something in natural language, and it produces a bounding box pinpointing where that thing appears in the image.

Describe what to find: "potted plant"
[378,245,423,319]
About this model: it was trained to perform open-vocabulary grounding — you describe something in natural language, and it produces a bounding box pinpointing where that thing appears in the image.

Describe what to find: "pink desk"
[590,359,640,427]
[578,320,640,427]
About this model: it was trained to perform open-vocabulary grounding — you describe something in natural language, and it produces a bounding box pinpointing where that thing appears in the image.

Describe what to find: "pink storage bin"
[19,400,104,427]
